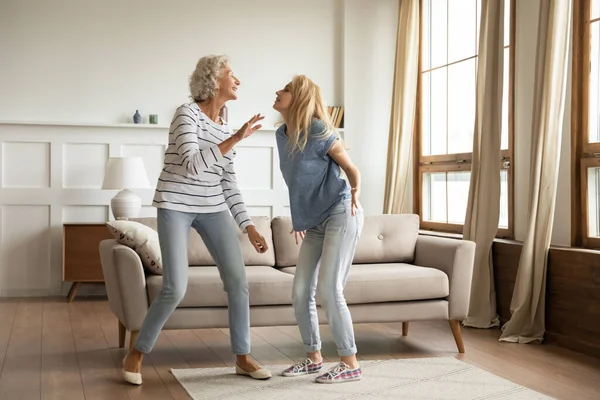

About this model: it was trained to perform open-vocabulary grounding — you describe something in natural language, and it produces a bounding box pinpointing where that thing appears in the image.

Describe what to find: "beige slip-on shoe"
[235,363,272,380]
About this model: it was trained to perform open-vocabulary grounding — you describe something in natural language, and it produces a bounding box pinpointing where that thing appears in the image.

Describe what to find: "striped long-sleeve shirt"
[152,102,254,232]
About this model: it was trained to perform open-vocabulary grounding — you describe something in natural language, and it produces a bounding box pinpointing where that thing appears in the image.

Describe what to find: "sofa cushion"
[279,263,448,304]
[146,266,293,307]
[353,214,420,263]
[131,216,275,267]
[271,216,301,267]
[271,214,420,267]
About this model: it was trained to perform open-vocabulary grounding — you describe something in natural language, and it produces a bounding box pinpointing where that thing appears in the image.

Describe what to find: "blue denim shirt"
[276,119,351,231]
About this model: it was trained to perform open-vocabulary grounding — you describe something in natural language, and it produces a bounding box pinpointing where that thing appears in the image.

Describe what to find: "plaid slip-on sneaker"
[314,361,362,384]
[282,358,324,377]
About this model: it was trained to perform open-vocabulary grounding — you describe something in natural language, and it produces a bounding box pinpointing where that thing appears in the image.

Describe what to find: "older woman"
[122,55,272,384]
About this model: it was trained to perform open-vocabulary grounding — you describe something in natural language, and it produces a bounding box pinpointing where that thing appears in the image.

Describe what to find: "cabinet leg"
[66,282,82,303]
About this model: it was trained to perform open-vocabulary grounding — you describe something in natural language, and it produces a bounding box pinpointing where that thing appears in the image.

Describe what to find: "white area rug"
[171,357,553,400]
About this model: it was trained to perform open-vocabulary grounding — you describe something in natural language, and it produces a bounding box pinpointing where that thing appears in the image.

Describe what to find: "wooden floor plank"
[145,333,193,400]
[366,322,453,358]
[69,301,129,400]
[189,329,235,367]
[166,329,224,369]
[91,301,120,349]
[0,301,18,374]
[0,300,43,400]
[41,300,85,400]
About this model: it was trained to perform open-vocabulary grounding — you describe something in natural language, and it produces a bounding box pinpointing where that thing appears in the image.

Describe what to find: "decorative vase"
[149,114,158,124]
[133,110,141,124]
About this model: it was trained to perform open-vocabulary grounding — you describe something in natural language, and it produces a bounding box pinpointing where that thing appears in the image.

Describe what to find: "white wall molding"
[0,122,288,296]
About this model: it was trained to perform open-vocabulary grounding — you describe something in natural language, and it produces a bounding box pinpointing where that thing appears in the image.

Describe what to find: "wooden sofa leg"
[129,330,139,350]
[449,320,465,353]
[402,322,409,336]
[118,320,126,348]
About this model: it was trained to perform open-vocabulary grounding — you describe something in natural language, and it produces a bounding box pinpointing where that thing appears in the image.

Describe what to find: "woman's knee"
[292,281,315,307]
[317,287,345,310]
[161,280,187,304]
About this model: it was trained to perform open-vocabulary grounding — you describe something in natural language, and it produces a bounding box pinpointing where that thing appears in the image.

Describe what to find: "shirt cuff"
[239,219,254,233]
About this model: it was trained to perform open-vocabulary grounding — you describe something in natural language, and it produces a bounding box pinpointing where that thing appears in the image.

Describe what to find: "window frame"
[414,0,516,239]
[572,0,600,248]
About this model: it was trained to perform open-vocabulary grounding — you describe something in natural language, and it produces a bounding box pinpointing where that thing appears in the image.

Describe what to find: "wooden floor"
[1,298,599,400]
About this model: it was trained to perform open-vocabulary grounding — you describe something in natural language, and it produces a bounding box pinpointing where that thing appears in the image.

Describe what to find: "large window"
[573,0,600,248]
[416,0,514,237]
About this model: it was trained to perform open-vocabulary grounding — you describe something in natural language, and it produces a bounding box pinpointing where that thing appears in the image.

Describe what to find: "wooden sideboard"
[63,223,112,302]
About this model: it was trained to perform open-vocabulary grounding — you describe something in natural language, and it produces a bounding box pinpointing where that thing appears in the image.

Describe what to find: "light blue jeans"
[135,208,250,355]
[292,199,364,357]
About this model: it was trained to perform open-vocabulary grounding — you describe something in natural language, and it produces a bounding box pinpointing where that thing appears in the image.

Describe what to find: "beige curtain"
[384,0,420,214]
[462,0,505,329]
[500,0,572,343]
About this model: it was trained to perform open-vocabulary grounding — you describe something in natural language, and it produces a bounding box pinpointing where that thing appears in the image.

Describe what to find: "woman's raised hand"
[233,114,264,142]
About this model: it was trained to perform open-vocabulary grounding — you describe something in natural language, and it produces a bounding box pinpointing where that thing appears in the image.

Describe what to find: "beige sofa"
[99,214,475,354]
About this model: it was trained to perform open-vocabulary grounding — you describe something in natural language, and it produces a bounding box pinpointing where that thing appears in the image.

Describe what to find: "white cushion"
[106,220,162,275]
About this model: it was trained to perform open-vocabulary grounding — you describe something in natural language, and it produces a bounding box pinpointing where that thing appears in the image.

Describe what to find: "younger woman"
[273,75,363,384]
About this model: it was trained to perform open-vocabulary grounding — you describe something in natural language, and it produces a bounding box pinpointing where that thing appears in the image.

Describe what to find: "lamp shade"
[102,157,150,189]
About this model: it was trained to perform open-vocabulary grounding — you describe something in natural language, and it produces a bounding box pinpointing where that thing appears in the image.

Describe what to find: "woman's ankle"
[236,354,259,366]
[125,349,144,363]
[340,355,359,369]
[307,351,322,363]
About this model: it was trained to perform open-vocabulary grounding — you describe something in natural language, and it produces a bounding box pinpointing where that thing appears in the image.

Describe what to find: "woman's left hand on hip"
[351,188,361,216]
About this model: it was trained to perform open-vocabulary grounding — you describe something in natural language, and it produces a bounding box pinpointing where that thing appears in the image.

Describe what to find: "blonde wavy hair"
[284,75,339,153]
[189,55,230,102]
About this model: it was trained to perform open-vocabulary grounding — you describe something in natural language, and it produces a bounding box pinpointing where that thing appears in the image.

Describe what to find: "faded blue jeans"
[135,208,250,355]
[292,199,364,357]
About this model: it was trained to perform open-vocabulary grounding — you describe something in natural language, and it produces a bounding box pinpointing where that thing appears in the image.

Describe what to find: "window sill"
[418,229,521,245]
[418,229,463,239]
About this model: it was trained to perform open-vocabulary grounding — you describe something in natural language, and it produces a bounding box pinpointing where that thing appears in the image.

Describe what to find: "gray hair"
[189,55,230,101]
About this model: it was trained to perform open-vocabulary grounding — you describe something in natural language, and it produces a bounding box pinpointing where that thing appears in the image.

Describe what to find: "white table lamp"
[102,157,151,220]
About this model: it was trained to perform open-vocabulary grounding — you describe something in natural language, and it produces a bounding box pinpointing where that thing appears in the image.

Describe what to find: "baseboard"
[60,282,107,297]
[0,288,52,297]
[545,331,600,359]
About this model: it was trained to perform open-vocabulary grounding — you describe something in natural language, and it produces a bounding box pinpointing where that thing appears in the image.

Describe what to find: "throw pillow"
[105,220,163,275]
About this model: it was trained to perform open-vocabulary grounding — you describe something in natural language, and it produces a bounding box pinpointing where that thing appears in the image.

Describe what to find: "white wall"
[344,0,398,214]
[0,0,343,129]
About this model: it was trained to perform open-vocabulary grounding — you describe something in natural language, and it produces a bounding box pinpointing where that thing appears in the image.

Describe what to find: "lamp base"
[110,189,142,220]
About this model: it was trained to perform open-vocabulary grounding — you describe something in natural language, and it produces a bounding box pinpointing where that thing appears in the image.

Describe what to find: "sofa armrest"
[413,235,476,320]
[99,239,149,331]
